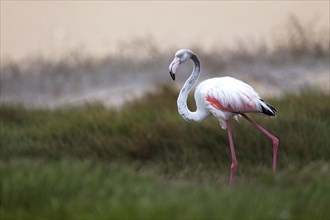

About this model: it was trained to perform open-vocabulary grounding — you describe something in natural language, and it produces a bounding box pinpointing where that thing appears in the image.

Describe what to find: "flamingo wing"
[201,77,262,114]
[206,91,260,113]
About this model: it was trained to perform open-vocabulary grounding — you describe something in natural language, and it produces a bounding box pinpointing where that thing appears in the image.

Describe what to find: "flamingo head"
[169,49,193,81]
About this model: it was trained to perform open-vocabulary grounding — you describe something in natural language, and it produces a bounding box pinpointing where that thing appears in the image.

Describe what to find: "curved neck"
[177,53,207,122]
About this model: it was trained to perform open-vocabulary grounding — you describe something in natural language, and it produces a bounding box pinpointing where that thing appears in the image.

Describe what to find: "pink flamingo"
[169,49,279,183]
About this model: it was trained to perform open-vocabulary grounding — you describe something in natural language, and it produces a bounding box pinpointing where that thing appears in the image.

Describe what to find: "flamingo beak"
[169,71,175,81]
[169,57,180,81]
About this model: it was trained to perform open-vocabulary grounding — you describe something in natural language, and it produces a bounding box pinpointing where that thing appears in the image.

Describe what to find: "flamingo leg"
[226,120,238,183]
[241,113,279,175]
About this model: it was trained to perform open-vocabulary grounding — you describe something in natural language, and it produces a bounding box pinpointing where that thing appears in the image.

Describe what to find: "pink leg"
[241,113,279,175]
[226,120,238,183]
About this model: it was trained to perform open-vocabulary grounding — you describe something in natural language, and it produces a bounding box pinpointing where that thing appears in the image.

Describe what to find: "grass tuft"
[1,88,329,219]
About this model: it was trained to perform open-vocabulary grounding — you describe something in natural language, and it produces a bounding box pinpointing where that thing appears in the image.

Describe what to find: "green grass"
[1,88,329,219]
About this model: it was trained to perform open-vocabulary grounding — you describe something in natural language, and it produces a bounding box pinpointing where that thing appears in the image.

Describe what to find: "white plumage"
[196,76,265,128]
[169,49,279,183]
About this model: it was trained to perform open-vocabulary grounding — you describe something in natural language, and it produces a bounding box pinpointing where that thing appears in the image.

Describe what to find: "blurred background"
[1,2,330,219]
[1,1,329,107]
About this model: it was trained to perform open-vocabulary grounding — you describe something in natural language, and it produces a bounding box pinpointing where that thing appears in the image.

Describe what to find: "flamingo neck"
[177,53,207,122]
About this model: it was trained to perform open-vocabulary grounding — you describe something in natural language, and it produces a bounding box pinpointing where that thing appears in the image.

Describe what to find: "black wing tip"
[260,100,277,116]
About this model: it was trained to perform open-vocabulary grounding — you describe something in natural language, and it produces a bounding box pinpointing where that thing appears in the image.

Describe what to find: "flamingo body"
[169,49,279,183]
[195,76,275,129]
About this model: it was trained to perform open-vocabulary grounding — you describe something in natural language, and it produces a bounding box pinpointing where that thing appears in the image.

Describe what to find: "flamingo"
[168,49,279,183]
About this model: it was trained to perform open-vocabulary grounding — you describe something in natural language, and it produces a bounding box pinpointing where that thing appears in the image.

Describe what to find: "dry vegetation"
[1,17,329,107]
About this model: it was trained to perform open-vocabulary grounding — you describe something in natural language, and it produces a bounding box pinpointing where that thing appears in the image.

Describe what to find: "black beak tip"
[169,71,175,81]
